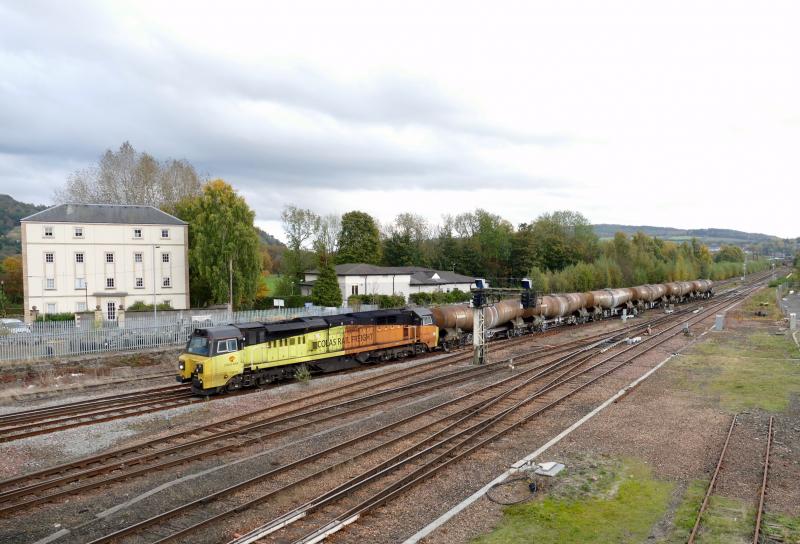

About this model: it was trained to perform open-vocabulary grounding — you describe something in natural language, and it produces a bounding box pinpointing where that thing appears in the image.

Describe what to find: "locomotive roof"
[195,325,242,340]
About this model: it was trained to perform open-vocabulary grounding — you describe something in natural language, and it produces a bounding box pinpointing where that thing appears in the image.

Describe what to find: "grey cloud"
[0,2,571,208]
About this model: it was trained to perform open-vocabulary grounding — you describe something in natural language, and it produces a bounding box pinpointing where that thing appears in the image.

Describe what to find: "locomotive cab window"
[186,335,210,356]
[216,339,238,354]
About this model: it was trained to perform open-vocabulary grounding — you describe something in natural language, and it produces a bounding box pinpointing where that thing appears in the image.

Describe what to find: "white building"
[301,263,477,302]
[21,204,190,321]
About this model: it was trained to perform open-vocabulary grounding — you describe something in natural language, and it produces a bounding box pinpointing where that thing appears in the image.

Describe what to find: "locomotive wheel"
[225,375,243,392]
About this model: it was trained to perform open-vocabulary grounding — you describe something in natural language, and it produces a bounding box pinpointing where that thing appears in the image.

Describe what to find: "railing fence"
[0,305,378,363]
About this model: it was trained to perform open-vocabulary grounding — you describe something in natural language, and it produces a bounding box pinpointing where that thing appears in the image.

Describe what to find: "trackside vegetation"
[474,459,672,544]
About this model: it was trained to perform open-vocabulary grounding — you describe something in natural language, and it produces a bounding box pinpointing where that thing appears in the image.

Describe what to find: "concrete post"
[714,314,725,331]
[94,305,103,326]
[791,313,797,331]
[28,306,39,324]
[117,305,125,329]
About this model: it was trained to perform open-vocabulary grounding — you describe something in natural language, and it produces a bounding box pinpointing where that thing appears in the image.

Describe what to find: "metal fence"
[0,305,378,363]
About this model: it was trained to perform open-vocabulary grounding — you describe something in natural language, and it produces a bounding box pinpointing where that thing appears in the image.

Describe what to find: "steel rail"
[84,286,749,544]
[287,289,760,544]
[753,415,774,544]
[0,328,619,514]
[84,333,621,543]
[688,415,738,544]
[0,313,657,506]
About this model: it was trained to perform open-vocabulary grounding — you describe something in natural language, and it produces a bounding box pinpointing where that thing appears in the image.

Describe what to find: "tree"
[0,255,23,303]
[314,214,341,265]
[311,261,342,307]
[173,180,261,308]
[382,213,429,266]
[714,245,745,263]
[336,211,382,265]
[55,141,203,209]
[281,205,320,284]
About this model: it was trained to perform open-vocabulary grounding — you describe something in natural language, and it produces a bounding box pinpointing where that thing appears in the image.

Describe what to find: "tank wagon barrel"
[428,277,713,348]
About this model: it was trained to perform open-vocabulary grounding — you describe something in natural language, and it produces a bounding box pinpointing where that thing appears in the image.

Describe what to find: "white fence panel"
[0,305,378,363]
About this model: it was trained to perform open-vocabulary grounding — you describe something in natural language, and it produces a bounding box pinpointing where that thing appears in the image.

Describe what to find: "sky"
[1,0,798,240]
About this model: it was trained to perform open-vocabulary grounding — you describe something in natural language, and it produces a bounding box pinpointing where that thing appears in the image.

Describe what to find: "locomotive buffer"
[471,279,538,365]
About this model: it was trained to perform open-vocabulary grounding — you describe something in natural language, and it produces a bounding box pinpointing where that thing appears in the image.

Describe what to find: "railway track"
[1,268,774,447]
[688,414,776,544]
[34,283,760,543]
[0,298,683,445]
[0,385,197,443]
[0,320,655,517]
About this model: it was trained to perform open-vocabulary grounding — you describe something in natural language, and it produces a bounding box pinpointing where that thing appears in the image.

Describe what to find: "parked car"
[0,318,31,335]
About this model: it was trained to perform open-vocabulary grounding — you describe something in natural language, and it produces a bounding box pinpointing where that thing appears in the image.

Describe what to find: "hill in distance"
[0,194,47,258]
[593,224,797,248]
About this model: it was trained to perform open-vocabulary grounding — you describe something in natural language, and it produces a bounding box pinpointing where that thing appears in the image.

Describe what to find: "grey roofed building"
[301,263,477,301]
[22,203,186,225]
[307,263,476,284]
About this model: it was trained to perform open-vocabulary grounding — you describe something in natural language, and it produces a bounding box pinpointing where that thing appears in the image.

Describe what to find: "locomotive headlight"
[179,362,185,370]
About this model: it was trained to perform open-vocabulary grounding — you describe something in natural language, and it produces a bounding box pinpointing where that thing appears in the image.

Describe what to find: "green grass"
[664,482,754,544]
[741,287,783,320]
[763,512,800,542]
[672,332,800,412]
[473,459,673,544]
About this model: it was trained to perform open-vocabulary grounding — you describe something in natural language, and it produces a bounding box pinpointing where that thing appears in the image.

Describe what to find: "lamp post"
[152,244,160,322]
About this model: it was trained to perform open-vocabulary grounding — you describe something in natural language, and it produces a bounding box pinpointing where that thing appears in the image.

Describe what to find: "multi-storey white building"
[21,204,190,321]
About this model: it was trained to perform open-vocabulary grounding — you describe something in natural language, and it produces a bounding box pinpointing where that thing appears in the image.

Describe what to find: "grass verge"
[671,331,800,412]
[473,458,673,544]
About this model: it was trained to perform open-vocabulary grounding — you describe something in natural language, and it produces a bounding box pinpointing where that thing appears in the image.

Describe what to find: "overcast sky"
[1,1,798,239]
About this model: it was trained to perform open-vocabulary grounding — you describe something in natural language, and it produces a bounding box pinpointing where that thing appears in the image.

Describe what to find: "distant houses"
[301,263,477,302]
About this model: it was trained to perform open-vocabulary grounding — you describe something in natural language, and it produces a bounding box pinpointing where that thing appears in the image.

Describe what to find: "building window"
[162,253,170,263]
[351,285,359,295]
[135,277,144,288]
[134,252,143,263]
[162,276,171,288]
[44,226,53,238]
[46,303,56,314]
[105,252,114,263]
[74,227,83,238]
[161,228,169,239]
[133,228,142,239]
[45,278,55,290]
[163,299,171,308]
[45,252,54,263]
[106,277,115,288]
[76,302,87,312]
[76,252,84,263]
[75,278,86,289]
[107,302,116,321]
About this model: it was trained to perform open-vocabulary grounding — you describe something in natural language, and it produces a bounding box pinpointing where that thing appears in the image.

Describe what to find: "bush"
[408,288,471,306]
[294,363,311,384]
[127,300,174,312]
[348,294,406,309]
[36,312,75,322]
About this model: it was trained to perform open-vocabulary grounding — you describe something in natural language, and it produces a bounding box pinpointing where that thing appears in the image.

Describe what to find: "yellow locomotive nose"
[177,354,207,383]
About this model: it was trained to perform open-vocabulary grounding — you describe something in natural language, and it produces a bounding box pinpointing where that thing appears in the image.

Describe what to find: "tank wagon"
[434,278,713,349]
[179,278,712,394]
[178,308,438,395]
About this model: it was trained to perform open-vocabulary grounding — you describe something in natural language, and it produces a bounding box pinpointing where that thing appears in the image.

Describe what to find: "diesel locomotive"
[178,308,438,395]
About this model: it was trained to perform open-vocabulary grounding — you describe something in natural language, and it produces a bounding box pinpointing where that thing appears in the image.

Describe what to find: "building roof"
[306,263,475,285]
[22,203,186,225]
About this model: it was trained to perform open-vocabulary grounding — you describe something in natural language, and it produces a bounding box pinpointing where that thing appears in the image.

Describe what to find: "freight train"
[178,279,712,395]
